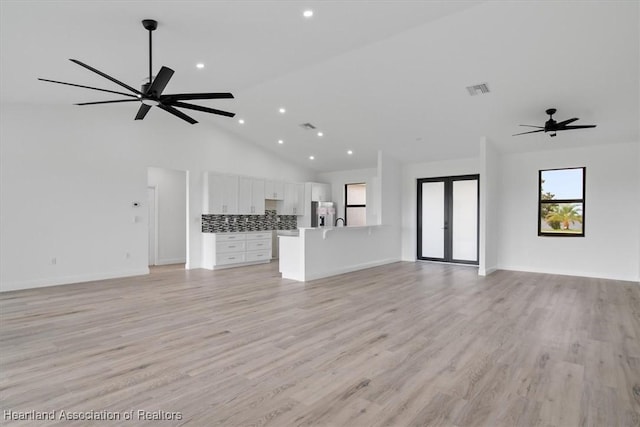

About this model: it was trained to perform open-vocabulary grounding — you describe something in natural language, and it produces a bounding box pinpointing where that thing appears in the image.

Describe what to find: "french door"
[417,175,479,264]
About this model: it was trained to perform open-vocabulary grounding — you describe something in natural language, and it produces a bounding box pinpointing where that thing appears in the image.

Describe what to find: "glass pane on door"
[452,179,478,261]
[421,181,445,259]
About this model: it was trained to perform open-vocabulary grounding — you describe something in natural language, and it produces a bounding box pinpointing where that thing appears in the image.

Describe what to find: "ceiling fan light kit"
[513,108,596,137]
[38,19,235,124]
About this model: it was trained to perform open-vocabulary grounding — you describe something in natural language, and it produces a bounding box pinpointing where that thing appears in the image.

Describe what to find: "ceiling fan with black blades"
[38,19,235,124]
[513,108,596,137]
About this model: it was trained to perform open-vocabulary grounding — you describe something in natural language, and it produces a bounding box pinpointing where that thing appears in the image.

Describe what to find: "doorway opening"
[147,167,188,268]
[417,174,479,265]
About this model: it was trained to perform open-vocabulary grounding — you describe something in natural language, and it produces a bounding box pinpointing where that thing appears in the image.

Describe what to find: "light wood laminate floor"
[1,262,639,426]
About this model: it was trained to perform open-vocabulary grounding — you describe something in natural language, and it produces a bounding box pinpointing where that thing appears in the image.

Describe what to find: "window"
[539,167,585,237]
[344,183,366,226]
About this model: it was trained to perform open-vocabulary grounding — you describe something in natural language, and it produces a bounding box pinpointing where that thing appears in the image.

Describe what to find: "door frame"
[148,185,159,266]
[417,174,479,265]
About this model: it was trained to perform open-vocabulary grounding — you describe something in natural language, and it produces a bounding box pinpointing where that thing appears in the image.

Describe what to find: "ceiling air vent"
[299,122,317,130]
[466,83,490,96]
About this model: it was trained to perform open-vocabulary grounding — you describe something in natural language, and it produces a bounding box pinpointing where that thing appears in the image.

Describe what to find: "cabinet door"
[273,181,284,200]
[223,175,239,214]
[282,182,296,215]
[251,179,265,214]
[238,176,253,214]
[294,183,305,215]
[265,180,284,200]
[282,182,306,215]
[311,183,331,202]
[207,174,225,214]
[208,174,239,214]
[239,177,265,214]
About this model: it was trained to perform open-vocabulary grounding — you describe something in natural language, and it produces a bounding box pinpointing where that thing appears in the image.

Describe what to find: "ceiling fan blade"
[38,78,138,98]
[513,129,545,136]
[160,92,234,102]
[69,59,142,96]
[135,104,152,120]
[157,104,198,124]
[75,99,140,106]
[166,101,236,118]
[148,66,174,96]
[518,124,544,129]
[557,125,597,130]
[556,117,579,127]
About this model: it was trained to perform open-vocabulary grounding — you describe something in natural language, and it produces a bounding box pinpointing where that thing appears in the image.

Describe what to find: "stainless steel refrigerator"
[311,201,336,227]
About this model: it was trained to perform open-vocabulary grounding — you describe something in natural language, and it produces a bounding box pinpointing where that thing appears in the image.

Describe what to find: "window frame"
[344,182,366,226]
[538,166,586,237]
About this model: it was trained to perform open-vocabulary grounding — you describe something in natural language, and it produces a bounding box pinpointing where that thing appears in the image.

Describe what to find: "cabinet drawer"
[246,240,271,251]
[245,232,272,240]
[216,233,246,242]
[216,241,246,253]
[245,250,271,262]
[216,253,246,265]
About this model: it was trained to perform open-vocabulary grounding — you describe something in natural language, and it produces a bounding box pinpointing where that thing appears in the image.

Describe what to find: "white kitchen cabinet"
[238,177,265,215]
[282,182,306,215]
[202,232,272,269]
[265,180,285,200]
[311,183,331,202]
[206,173,239,214]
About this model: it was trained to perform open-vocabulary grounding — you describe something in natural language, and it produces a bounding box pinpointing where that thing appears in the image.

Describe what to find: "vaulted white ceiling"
[1,1,638,172]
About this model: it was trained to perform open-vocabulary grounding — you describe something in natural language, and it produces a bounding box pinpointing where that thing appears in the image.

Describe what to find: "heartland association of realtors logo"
[3,409,183,422]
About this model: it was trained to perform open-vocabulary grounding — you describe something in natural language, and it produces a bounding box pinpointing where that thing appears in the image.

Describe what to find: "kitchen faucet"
[335,217,345,226]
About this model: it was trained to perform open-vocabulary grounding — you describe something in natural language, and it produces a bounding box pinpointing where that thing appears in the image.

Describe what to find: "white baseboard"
[302,258,400,282]
[497,265,639,283]
[0,268,150,292]
[154,257,186,266]
[478,266,498,276]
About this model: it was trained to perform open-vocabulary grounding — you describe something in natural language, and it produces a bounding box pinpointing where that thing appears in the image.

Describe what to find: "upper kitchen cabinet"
[238,177,265,215]
[311,183,331,202]
[265,180,284,200]
[281,182,305,215]
[205,173,239,214]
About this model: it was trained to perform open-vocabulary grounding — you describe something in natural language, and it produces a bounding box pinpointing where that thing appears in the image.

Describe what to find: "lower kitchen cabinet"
[202,232,272,270]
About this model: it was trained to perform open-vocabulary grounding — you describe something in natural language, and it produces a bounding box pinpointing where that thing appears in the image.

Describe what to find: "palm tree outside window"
[538,167,585,237]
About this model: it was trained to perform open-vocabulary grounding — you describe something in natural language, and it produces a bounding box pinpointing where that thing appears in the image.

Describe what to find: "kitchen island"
[279,225,400,282]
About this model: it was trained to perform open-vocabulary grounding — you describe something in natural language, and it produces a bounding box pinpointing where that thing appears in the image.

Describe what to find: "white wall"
[300,226,401,281]
[378,151,403,260]
[0,104,315,291]
[147,167,187,265]
[401,157,479,261]
[497,142,639,281]
[479,138,499,275]
[316,167,377,224]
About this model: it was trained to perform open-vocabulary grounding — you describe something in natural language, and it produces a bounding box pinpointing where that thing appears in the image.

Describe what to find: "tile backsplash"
[202,210,297,233]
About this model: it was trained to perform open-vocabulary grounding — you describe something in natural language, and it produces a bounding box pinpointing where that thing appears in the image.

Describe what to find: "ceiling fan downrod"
[141,19,157,93]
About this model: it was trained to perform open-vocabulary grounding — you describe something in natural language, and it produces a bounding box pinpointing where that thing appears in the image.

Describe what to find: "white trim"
[478,266,498,276]
[211,260,270,270]
[147,184,159,266]
[155,257,187,266]
[0,268,150,292]
[497,265,639,283]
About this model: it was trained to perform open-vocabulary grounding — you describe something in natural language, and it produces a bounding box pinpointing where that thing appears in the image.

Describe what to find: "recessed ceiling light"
[317,131,323,137]
[279,108,286,114]
[309,155,315,160]
[278,139,284,144]
[347,150,353,155]
[238,119,245,124]
[196,63,205,69]
[303,10,314,18]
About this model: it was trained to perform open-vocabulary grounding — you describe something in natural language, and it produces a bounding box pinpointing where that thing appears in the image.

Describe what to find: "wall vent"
[299,122,317,130]
[466,83,490,96]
